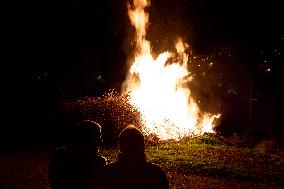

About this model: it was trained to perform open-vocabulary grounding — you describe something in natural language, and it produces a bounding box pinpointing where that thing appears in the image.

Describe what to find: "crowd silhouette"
[49,121,169,189]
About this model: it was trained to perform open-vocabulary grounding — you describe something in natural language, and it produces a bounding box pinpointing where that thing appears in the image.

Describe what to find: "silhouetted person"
[49,120,107,189]
[101,124,169,189]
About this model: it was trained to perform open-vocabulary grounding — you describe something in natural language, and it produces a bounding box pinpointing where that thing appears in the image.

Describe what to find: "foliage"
[61,90,143,145]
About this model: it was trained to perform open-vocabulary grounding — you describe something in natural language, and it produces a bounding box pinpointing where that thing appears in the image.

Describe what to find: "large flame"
[122,0,220,140]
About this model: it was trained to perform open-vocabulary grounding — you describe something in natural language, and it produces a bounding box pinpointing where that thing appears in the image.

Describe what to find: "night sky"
[11,0,284,148]
[28,0,283,84]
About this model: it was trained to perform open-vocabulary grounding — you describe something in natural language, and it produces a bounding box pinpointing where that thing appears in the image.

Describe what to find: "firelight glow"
[122,0,220,140]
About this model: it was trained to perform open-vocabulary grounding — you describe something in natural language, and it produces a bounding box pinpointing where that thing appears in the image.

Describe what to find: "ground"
[1,135,283,188]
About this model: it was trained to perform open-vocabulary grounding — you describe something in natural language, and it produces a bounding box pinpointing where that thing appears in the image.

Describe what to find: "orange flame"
[122,0,220,140]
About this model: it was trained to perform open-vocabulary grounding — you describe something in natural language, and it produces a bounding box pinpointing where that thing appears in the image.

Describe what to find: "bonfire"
[122,0,220,140]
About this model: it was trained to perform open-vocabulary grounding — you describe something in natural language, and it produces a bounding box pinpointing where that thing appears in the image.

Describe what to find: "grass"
[0,133,283,189]
[101,133,284,185]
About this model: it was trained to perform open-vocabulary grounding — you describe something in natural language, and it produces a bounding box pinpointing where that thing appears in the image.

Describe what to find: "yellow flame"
[123,0,220,140]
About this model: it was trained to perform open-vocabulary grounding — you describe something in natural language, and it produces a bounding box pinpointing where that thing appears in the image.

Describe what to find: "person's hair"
[118,124,145,153]
[74,120,102,147]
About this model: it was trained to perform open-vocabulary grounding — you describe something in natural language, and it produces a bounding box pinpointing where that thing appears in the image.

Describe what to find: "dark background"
[6,0,284,149]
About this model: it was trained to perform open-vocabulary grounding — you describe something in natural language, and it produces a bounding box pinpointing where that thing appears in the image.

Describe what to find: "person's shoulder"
[146,162,165,172]
[145,162,168,177]
[101,161,120,177]
[102,161,120,173]
[51,146,70,158]
[96,155,108,165]
[105,161,119,168]
[146,162,169,188]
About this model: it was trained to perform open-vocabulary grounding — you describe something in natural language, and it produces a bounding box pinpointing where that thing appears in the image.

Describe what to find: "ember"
[122,0,220,140]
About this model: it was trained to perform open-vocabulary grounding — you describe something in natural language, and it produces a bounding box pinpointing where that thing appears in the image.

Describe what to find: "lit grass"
[100,133,284,181]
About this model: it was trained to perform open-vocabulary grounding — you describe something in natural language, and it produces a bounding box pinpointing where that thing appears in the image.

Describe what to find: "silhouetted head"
[118,124,145,154]
[73,120,102,150]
